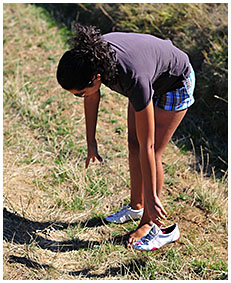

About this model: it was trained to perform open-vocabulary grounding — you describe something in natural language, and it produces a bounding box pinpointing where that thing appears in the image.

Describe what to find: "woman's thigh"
[128,102,187,155]
[154,106,187,156]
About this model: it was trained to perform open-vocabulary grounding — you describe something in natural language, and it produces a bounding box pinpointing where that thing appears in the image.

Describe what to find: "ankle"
[130,202,143,210]
[139,214,154,226]
[140,219,154,227]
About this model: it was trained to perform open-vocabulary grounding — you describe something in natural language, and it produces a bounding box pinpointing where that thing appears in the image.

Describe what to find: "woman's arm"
[135,102,167,226]
[84,90,102,168]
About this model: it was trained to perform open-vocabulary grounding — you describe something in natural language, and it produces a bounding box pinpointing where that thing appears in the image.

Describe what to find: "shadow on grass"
[8,255,51,270]
[34,3,115,33]
[33,3,227,178]
[4,208,137,278]
[69,258,146,279]
[80,216,105,228]
[8,257,147,279]
[171,108,228,178]
[3,208,106,253]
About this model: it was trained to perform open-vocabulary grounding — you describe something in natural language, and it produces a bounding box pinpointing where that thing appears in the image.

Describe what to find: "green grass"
[36,2,228,175]
[3,3,228,280]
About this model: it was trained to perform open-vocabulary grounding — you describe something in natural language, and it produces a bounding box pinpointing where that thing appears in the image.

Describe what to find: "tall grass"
[36,2,228,176]
[3,3,228,280]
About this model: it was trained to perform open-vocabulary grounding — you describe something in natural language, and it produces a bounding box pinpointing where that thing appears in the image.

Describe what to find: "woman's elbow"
[139,143,155,155]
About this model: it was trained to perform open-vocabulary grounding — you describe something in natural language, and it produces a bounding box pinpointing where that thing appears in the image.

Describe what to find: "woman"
[56,24,195,249]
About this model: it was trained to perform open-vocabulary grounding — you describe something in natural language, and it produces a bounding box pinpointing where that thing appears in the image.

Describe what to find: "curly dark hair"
[56,24,118,91]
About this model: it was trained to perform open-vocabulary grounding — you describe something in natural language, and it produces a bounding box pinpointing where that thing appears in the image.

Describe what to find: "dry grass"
[3,3,228,280]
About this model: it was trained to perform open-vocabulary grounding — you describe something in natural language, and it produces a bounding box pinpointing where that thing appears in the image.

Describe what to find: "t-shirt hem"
[131,98,152,112]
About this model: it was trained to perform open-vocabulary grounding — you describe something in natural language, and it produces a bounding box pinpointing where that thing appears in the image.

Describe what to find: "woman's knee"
[154,148,163,163]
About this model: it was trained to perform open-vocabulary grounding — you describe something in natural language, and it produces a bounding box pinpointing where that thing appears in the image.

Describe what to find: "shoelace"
[141,225,161,245]
[113,205,129,216]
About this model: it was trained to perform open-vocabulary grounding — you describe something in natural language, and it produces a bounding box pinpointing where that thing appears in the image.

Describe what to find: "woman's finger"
[96,154,103,163]
[161,206,167,216]
[85,157,90,169]
[155,198,167,217]
[154,217,165,227]
[85,154,103,169]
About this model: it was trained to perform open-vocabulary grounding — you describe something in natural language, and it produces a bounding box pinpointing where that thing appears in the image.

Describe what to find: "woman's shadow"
[3,207,104,252]
[3,207,128,253]
[3,207,134,276]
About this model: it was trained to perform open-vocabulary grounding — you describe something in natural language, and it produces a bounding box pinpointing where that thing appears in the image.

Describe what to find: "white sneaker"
[133,223,180,251]
[105,205,144,224]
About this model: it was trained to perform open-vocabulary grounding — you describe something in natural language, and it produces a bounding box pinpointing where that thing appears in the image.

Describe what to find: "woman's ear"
[96,74,101,80]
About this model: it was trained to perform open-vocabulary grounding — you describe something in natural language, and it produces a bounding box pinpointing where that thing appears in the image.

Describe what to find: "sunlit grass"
[3,3,227,280]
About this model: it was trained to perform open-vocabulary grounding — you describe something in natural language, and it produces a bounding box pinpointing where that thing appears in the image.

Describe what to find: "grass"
[3,3,228,280]
[37,2,228,175]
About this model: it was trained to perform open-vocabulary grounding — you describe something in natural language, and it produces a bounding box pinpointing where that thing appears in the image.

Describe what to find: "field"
[3,3,228,280]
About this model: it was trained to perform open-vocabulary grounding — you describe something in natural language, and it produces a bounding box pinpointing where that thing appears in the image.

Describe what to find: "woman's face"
[68,74,101,98]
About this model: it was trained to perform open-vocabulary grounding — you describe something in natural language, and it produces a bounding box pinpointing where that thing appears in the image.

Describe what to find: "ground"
[3,3,228,280]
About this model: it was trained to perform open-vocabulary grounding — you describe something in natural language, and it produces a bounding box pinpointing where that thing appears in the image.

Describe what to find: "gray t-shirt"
[102,32,190,111]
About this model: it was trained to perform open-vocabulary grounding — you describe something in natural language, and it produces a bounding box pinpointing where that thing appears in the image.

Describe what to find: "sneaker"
[133,223,180,251]
[105,205,144,224]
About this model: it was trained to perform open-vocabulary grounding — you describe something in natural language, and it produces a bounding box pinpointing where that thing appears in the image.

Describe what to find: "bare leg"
[128,103,187,245]
[154,106,187,198]
[127,103,153,243]
[127,102,143,210]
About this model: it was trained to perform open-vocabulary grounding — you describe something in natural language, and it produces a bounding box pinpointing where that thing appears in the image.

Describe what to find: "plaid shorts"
[154,64,196,111]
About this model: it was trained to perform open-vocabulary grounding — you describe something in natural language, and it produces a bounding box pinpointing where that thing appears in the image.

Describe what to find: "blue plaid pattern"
[154,64,195,111]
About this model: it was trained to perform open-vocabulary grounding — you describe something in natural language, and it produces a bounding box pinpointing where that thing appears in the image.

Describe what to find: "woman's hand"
[147,195,167,227]
[85,139,103,168]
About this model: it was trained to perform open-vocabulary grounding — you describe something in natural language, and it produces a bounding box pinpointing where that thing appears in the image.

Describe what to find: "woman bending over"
[56,24,195,248]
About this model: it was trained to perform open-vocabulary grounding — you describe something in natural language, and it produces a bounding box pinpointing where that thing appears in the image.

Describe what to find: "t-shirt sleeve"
[128,76,154,112]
